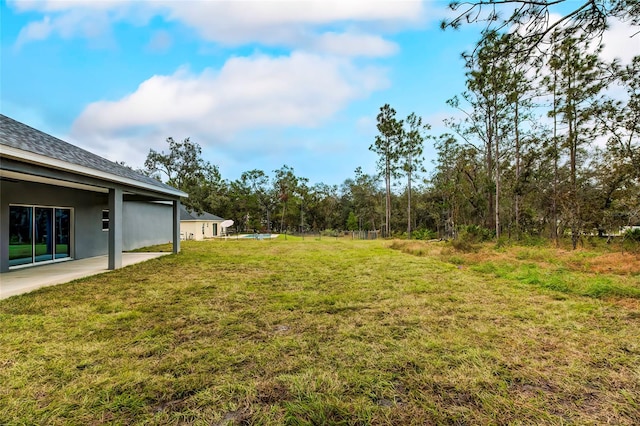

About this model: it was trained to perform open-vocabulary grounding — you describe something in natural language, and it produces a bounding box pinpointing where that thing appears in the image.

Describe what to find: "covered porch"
[0,252,171,299]
[1,114,188,274]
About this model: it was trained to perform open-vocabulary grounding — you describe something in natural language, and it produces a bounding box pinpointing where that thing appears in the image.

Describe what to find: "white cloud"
[10,0,425,57]
[600,18,639,65]
[163,1,424,45]
[14,16,53,46]
[71,51,389,165]
[13,1,134,47]
[312,32,398,57]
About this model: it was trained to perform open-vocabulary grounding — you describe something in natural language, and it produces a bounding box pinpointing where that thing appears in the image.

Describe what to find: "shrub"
[320,229,340,237]
[459,225,494,242]
[412,228,437,240]
[451,236,477,252]
[624,228,640,242]
[622,228,640,253]
[519,234,548,247]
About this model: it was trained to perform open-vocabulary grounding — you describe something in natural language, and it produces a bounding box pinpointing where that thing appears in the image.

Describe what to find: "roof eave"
[1,145,188,199]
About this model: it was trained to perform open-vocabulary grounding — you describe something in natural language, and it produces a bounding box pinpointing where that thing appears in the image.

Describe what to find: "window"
[9,205,72,268]
[102,209,109,231]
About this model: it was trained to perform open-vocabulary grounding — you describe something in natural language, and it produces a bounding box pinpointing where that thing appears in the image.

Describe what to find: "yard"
[1,238,639,425]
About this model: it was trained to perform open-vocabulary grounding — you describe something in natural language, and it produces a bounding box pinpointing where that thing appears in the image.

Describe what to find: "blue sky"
[1,1,635,186]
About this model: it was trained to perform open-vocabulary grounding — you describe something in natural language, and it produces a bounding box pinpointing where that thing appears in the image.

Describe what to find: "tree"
[346,211,358,231]
[430,132,491,236]
[505,35,537,239]
[240,169,273,231]
[144,137,222,213]
[295,181,311,233]
[401,113,430,238]
[431,134,460,238]
[310,183,341,231]
[370,104,404,236]
[273,165,299,232]
[547,32,606,248]
[592,55,640,236]
[442,0,639,55]
[342,167,383,231]
[598,56,640,182]
[447,31,516,237]
[541,30,563,243]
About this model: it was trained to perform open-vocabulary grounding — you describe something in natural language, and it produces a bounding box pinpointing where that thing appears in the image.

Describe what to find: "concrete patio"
[0,252,170,300]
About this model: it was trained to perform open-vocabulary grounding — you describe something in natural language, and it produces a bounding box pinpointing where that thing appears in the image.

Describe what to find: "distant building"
[180,206,225,240]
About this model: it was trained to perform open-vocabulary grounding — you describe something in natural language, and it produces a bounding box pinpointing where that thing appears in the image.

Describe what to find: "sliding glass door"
[55,208,71,259]
[35,207,53,262]
[8,206,33,266]
[9,205,72,268]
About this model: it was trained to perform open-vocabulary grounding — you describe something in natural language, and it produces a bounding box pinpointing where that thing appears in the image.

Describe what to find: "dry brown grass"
[389,239,640,276]
[575,252,640,275]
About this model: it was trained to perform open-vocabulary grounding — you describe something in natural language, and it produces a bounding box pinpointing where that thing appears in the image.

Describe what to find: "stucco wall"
[122,201,173,250]
[0,180,109,267]
[180,221,199,240]
[180,220,221,240]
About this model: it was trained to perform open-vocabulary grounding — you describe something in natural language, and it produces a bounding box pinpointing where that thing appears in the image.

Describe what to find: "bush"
[321,229,340,237]
[624,228,640,242]
[459,225,494,243]
[622,228,640,253]
[519,234,549,247]
[449,225,493,252]
[451,237,477,252]
[495,236,511,249]
[412,228,438,240]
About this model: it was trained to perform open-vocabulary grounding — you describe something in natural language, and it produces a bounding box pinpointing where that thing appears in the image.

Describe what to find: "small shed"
[180,206,225,240]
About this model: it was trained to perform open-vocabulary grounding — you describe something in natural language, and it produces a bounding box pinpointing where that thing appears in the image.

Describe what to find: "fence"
[349,230,382,240]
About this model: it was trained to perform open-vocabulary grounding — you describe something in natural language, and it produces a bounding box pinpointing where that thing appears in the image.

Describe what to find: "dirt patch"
[255,380,291,405]
[215,407,251,426]
[573,252,640,275]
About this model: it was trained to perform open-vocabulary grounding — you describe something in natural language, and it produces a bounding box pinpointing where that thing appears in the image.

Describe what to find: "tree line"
[142,1,639,245]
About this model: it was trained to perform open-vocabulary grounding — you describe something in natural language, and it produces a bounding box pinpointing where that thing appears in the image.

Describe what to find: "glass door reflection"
[55,208,71,259]
[35,207,53,263]
[9,206,33,267]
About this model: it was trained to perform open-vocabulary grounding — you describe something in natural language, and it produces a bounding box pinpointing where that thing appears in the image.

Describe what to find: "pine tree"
[401,113,430,239]
[370,104,404,236]
[548,32,606,249]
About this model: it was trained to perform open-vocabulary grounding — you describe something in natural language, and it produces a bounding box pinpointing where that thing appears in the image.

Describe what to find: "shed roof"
[180,205,224,221]
[0,114,187,198]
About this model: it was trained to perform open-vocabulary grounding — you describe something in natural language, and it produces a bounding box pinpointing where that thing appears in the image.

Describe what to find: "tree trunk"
[385,156,391,237]
[266,208,271,232]
[552,67,559,246]
[494,103,500,239]
[280,203,286,232]
[486,118,494,232]
[514,100,520,239]
[407,153,412,239]
[568,72,578,250]
[495,140,500,239]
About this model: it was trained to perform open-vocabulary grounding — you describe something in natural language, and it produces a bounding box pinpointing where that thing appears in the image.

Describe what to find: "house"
[0,114,188,272]
[180,206,225,240]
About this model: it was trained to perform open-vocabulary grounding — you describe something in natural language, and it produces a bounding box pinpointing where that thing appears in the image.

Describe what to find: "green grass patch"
[1,239,639,424]
[468,258,640,299]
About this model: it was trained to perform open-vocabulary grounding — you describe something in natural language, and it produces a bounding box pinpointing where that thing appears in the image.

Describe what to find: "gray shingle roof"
[179,205,224,221]
[0,114,185,197]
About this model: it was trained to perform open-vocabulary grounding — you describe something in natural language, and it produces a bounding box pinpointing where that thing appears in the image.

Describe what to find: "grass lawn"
[1,238,639,425]
[9,244,69,259]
